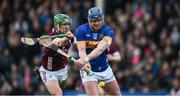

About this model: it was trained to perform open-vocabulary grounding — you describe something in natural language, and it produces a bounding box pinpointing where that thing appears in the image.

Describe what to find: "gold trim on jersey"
[75,41,86,45]
[76,36,112,49]
[102,36,112,42]
[86,41,100,49]
[76,41,99,49]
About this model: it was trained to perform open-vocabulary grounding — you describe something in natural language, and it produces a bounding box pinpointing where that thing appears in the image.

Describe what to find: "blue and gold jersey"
[75,23,114,72]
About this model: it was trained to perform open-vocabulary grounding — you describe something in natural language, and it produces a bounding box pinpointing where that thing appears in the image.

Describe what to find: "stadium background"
[0,0,179,95]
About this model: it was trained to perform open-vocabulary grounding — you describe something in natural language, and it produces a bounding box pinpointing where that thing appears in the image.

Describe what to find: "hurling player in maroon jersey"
[39,14,74,96]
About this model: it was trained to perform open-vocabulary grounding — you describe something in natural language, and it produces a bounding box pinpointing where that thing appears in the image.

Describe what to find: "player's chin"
[92,26,100,30]
[63,29,69,33]
[58,30,68,34]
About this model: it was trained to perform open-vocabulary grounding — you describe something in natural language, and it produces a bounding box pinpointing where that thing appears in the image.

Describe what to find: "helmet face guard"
[54,14,72,33]
[88,7,104,30]
[88,13,104,21]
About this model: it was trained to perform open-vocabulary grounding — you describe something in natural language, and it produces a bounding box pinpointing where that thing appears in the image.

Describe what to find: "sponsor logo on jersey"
[86,34,91,37]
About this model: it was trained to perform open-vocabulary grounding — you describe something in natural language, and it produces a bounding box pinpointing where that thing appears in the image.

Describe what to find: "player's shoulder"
[101,24,114,34]
[77,23,89,31]
[48,28,57,35]
[101,24,113,31]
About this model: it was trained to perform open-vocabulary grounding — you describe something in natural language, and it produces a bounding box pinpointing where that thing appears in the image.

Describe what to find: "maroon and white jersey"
[109,42,118,55]
[42,29,73,71]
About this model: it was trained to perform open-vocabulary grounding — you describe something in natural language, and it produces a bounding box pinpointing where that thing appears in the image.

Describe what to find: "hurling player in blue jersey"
[75,7,121,96]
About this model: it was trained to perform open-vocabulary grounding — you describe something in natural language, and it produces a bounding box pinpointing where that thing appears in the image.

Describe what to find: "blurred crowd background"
[0,0,179,95]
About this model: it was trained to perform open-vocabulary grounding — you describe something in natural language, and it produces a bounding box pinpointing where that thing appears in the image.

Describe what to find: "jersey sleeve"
[48,28,55,35]
[103,28,115,41]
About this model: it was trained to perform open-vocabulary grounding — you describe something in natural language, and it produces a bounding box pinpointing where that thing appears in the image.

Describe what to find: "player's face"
[55,23,70,33]
[89,19,102,31]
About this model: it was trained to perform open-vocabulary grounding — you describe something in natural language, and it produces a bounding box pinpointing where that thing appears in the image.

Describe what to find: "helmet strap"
[54,24,60,32]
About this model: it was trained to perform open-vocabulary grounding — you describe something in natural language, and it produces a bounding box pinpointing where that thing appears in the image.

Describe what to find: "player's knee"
[110,90,121,95]
[49,88,63,96]
[52,91,63,96]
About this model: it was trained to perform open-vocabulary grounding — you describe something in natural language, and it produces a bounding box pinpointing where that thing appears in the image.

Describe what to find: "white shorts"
[39,66,68,83]
[80,66,116,83]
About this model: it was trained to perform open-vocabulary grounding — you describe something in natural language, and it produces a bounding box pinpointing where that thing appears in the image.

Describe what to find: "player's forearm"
[76,42,87,58]
[110,52,121,61]
[79,51,87,58]
[62,37,69,42]
[110,55,121,61]
[58,31,74,45]
[87,40,111,61]
[52,37,68,47]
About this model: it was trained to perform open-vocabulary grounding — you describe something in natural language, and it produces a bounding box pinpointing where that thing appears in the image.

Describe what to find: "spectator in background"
[170,77,180,96]
[0,48,13,74]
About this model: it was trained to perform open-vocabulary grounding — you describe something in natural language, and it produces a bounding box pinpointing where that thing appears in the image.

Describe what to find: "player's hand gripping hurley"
[48,44,93,76]
[39,38,93,76]
[21,34,94,76]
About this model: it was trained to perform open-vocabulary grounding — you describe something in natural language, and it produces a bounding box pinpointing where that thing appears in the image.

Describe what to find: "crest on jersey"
[92,33,98,40]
